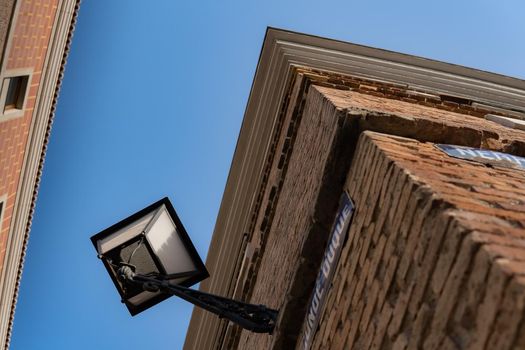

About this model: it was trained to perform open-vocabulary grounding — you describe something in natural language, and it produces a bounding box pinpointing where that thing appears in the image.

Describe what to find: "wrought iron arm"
[118,266,278,333]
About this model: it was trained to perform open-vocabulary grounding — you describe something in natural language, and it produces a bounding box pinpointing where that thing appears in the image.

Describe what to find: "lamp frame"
[91,197,278,333]
[90,197,209,315]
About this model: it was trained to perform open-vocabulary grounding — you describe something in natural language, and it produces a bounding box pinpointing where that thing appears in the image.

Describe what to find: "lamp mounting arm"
[118,266,278,334]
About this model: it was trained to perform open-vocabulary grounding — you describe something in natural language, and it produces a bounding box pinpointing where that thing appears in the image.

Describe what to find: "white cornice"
[275,33,525,111]
[185,28,525,350]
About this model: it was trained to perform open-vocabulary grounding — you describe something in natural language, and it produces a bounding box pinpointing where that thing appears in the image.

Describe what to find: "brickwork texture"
[0,0,58,274]
[235,76,356,350]
[312,131,525,350]
[227,78,525,350]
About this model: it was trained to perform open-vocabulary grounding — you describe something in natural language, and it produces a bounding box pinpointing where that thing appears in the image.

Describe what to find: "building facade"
[185,29,525,349]
[0,1,78,348]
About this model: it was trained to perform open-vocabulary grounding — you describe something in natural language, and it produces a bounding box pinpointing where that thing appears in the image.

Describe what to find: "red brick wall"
[226,81,525,349]
[312,131,525,349]
[316,85,525,156]
[0,0,59,272]
[231,80,356,349]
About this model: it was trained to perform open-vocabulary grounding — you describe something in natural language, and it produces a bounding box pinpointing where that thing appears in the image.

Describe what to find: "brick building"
[185,29,525,349]
[0,0,78,348]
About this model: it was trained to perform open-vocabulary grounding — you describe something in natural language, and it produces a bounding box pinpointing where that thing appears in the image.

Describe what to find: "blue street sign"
[300,192,355,350]
[435,144,525,171]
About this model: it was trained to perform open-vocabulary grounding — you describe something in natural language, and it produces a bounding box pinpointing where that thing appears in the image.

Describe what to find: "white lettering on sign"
[455,147,477,157]
[301,193,355,350]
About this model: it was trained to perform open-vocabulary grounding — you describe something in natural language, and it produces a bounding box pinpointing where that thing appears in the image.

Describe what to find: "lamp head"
[90,197,208,315]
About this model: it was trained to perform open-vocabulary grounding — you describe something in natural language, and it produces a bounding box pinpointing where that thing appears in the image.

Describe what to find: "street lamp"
[90,197,278,333]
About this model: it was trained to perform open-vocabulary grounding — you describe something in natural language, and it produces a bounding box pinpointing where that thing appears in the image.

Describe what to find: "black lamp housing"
[90,197,209,316]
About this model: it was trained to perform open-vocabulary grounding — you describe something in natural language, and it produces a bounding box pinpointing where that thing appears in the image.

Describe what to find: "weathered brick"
[387,281,415,338]
[396,191,433,282]
[392,333,408,350]
[308,129,525,350]
[407,303,432,350]
[408,213,451,317]
[230,83,525,350]
[484,277,525,349]
[448,247,492,348]
[370,303,392,350]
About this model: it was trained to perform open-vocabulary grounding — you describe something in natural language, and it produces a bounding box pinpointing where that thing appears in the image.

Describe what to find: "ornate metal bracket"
[118,266,278,333]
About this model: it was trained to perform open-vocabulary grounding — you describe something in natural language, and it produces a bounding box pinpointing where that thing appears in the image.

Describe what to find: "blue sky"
[10,0,525,349]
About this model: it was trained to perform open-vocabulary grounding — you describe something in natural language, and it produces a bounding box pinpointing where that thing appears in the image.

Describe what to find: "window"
[0,70,32,121]
[4,76,29,111]
[0,196,4,234]
[2,75,29,112]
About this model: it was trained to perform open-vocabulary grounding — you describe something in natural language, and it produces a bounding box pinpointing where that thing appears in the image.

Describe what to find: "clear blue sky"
[10,1,525,349]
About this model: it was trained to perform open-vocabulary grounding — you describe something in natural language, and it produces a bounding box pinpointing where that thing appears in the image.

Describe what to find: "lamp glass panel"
[146,206,197,277]
[97,210,156,255]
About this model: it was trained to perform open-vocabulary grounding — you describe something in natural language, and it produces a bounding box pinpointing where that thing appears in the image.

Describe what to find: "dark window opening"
[4,76,29,112]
